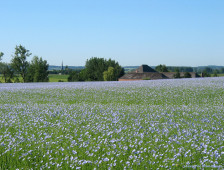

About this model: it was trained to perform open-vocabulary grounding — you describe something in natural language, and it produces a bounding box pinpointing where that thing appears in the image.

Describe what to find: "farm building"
[118,65,198,81]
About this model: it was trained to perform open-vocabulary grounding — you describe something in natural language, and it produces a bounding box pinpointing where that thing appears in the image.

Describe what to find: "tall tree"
[184,72,192,78]
[220,67,224,73]
[79,69,89,81]
[68,70,82,82]
[85,57,107,81]
[204,67,213,74]
[84,57,124,81]
[0,52,3,61]
[26,56,49,82]
[202,69,211,77]
[213,70,218,77]
[2,65,14,83]
[174,68,181,78]
[155,64,169,72]
[103,67,116,81]
[11,45,32,82]
[106,59,124,80]
[0,53,14,83]
[0,52,4,74]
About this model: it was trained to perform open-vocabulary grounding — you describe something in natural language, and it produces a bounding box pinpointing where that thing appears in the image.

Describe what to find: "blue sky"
[1,0,224,66]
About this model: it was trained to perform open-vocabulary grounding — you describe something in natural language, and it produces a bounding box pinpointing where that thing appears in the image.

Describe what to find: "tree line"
[154,64,192,78]
[1,46,223,83]
[154,64,224,78]
[0,45,49,83]
[0,46,124,83]
[68,57,124,82]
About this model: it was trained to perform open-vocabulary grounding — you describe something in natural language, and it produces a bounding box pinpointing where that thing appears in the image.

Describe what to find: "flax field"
[0,78,224,169]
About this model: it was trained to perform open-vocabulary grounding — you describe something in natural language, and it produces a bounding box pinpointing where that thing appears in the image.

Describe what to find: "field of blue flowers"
[0,78,224,169]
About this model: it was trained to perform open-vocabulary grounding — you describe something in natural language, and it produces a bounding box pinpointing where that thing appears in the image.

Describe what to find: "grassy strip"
[48,74,69,82]
[0,74,69,83]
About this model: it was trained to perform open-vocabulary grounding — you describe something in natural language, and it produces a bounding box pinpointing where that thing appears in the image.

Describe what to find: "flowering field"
[0,78,224,169]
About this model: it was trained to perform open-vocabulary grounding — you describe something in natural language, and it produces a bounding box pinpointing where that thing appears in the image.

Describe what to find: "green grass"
[211,73,224,77]
[0,74,69,83]
[48,74,69,82]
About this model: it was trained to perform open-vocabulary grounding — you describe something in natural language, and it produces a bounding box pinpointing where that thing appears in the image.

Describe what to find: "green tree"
[0,52,14,83]
[220,67,224,73]
[68,70,82,82]
[213,70,218,77]
[174,68,181,78]
[103,67,116,81]
[2,65,14,83]
[184,72,192,78]
[85,57,107,81]
[202,69,211,77]
[106,59,124,80]
[11,45,32,82]
[0,52,4,75]
[26,56,49,82]
[79,69,89,81]
[183,67,193,72]
[155,64,169,72]
[84,57,124,81]
[205,67,213,73]
[64,65,70,74]
[0,52,3,61]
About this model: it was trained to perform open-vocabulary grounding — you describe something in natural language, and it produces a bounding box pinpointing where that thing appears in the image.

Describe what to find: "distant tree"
[106,59,124,80]
[103,67,116,81]
[213,70,218,77]
[0,52,3,61]
[213,69,220,74]
[0,52,4,73]
[85,57,107,81]
[79,69,89,81]
[202,69,211,77]
[183,67,193,72]
[11,45,32,82]
[0,52,14,83]
[204,67,213,74]
[174,68,181,78]
[155,64,162,72]
[162,65,169,72]
[184,72,192,78]
[220,67,224,73]
[64,65,70,74]
[193,67,198,73]
[84,57,124,81]
[155,64,169,72]
[68,70,82,82]
[26,56,49,82]
[49,69,61,74]
[2,65,14,83]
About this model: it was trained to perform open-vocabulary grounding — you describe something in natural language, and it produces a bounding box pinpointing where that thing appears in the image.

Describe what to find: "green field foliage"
[48,74,69,82]
[0,74,69,83]
[211,73,224,77]
[0,78,224,169]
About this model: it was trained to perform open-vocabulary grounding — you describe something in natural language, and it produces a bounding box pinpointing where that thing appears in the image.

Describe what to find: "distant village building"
[119,65,198,81]
[59,61,64,75]
[61,61,64,71]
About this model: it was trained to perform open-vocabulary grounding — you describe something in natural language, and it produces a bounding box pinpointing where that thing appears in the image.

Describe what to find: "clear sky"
[1,0,224,66]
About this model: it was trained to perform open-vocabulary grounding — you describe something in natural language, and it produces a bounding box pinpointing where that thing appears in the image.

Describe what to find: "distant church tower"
[61,61,64,72]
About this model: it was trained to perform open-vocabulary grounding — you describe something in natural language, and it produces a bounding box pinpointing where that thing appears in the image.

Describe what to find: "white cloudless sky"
[0,0,224,66]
